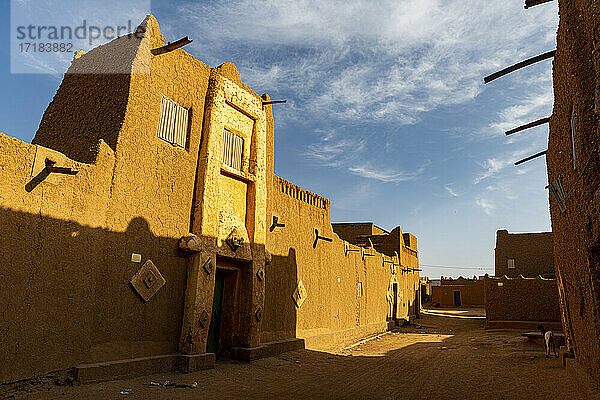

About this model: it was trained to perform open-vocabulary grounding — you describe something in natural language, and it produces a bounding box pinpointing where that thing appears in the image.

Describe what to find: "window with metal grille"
[157,95,188,148]
[507,259,515,269]
[222,129,244,170]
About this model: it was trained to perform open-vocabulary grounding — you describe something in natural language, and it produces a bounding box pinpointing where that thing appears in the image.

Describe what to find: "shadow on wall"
[32,32,146,164]
[0,208,190,383]
[262,248,298,343]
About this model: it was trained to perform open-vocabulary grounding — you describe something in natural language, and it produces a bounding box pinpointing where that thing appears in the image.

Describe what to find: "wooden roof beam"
[515,150,547,166]
[505,117,551,136]
[151,36,193,55]
[525,0,553,9]
[484,50,556,84]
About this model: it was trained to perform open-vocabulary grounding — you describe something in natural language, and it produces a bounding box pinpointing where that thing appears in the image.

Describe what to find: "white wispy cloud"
[165,0,557,180]
[473,143,544,185]
[173,0,557,125]
[445,185,460,197]
[348,163,425,183]
[473,158,512,185]
[488,86,554,136]
[475,197,496,215]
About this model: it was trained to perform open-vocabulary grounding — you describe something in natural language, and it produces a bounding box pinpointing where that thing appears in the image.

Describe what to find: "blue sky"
[0,0,559,278]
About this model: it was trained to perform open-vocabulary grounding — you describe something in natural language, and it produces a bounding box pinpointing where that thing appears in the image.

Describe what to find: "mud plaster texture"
[0,15,420,383]
[431,278,484,308]
[547,0,600,384]
[494,230,554,278]
[263,177,421,348]
[484,276,561,323]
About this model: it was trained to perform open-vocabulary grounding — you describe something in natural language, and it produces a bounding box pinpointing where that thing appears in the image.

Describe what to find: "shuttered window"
[157,95,189,148]
[222,129,244,170]
[507,259,515,269]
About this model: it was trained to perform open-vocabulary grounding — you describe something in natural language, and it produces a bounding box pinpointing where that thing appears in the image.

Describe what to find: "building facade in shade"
[546,0,600,385]
[431,277,484,308]
[494,230,554,278]
[0,15,420,383]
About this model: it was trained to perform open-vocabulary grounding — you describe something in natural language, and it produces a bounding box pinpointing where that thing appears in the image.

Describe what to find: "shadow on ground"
[8,311,579,400]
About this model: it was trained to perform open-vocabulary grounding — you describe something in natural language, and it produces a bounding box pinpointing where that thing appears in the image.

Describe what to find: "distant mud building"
[494,230,554,278]
[431,277,484,308]
[484,275,561,330]
[0,16,420,383]
[484,229,559,330]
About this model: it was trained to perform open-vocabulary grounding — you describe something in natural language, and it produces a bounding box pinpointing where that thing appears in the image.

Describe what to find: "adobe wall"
[431,280,484,308]
[332,222,388,244]
[263,176,420,346]
[0,16,217,382]
[440,276,481,286]
[547,0,600,383]
[484,276,560,323]
[0,14,421,383]
[494,230,554,278]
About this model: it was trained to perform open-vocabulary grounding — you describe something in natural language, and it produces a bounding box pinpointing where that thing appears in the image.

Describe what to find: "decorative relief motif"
[255,306,263,322]
[130,260,166,302]
[226,227,245,251]
[203,257,214,275]
[198,309,210,328]
[256,267,265,281]
[292,280,307,308]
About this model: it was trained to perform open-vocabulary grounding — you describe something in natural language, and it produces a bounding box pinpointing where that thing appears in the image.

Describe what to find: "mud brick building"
[546,0,600,385]
[483,275,561,330]
[431,277,484,308]
[332,222,421,320]
[494,230,554,278]
[0,15,420,383]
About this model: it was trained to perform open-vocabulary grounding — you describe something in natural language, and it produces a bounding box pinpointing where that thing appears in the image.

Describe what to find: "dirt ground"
[5,308,580,400]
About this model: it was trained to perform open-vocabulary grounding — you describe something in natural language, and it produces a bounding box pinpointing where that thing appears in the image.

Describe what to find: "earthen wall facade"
[0,15,420,383]
[484,276,561,323]
[547,0,600,383]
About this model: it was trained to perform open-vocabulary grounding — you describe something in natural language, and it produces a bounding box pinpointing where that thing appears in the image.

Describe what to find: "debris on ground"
[120,388,133,395]
[149,381,198,388]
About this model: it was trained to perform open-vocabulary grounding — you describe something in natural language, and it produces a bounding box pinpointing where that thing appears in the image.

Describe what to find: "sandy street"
[9,308,579,400]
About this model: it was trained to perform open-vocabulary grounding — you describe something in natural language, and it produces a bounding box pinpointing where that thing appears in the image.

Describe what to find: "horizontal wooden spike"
[505,117,551,136]
[515,150,547,166]
[484,50,555,84]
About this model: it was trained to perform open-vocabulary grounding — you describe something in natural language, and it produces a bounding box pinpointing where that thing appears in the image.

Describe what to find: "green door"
[207,269,225,354]
[453,290,461,307]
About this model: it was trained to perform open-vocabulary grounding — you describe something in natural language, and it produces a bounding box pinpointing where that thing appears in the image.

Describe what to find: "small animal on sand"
[537,324,557,358]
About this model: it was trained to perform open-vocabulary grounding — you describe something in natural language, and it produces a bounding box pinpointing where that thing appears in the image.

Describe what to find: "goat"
[537,324,557,358]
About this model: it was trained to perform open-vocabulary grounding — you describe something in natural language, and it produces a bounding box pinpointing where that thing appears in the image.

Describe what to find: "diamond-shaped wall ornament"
[255,306,263,322]
[203,256,214,275]
[226,228,245,251]
[130,260,166,302]
[198,309,210,328]
[256,267,265,281]
[292,280,307,308]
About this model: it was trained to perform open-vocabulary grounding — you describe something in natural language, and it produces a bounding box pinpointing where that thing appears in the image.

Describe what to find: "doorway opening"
[392,283,398,321]
[206,257,250,357]
[453,290,462,307]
